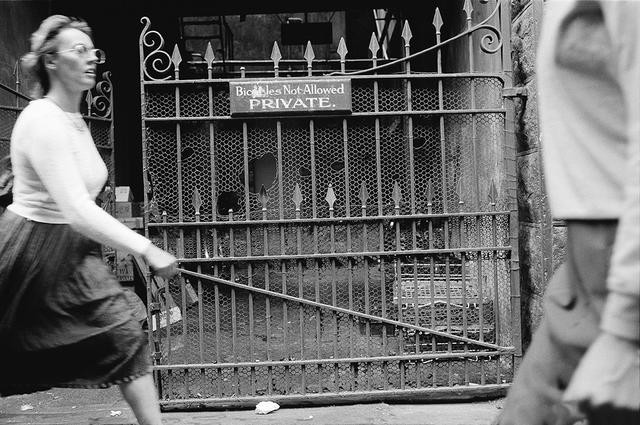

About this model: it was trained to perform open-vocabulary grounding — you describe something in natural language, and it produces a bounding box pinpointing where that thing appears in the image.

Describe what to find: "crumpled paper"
[255,400,280,415]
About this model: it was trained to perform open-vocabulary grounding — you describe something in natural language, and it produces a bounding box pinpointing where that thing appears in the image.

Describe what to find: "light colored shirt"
[537,0,639,341]
[8,98,150,256]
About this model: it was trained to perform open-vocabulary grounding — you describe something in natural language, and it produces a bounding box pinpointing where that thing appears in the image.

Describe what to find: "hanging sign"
[229,78,352,116]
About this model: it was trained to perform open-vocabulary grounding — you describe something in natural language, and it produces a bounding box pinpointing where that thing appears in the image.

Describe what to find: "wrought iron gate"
[139,0,521,409]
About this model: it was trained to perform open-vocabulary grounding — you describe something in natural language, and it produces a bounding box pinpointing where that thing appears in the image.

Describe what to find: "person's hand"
[564,332,640,413]
[143,243,178,279]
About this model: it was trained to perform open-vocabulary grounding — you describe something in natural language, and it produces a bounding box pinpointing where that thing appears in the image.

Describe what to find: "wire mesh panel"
[140,1,519,409]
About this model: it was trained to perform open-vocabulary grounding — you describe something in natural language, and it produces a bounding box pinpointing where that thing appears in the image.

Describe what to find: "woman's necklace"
[44,96,87,132]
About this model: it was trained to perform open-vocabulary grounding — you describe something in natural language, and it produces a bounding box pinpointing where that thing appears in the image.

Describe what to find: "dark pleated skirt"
[0,210,151,396]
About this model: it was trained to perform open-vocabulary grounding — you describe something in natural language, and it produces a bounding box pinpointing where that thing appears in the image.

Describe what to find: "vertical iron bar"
[477,215,485,384]
[348,242,355,390]
[394,200,405,390]
[491,203,500,347]
[241,122,255,363]
[467,3,481,209]
[207,76,221,373]
[362,199,371,390]
[229,212,238,364]
[160,212,172,395]
[403,34,422,389]
[181,265,188,365]
[436,26,452,385]
[426,191,436,386]
[276,120,289,392]
[373,56,390,390]
[460,218,469,384]
[262,197,273,392]
[213,224,221,364]
[308,118,320,395]
[329,203,339,391]
[445,239,452,385]
[194,208,205,385]
[139,27,158,390]
[436,25,448,216]
[161,212,171,367]
[295,205,306,394]
[341,111,351,394]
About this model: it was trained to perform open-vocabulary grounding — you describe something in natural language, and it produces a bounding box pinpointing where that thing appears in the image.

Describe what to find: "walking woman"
[0,15,177,425]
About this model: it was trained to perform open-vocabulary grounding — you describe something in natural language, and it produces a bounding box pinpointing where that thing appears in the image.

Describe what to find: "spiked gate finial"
[433,8,444,35]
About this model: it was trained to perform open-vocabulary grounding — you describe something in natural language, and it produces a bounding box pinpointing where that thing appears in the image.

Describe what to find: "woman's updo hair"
[21,15,92,97]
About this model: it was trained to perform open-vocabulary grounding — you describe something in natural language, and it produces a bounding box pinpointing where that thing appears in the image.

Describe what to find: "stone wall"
[511,0,567,348]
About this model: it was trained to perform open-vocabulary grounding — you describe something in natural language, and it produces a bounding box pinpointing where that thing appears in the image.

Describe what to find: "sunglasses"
[55,44,106,64]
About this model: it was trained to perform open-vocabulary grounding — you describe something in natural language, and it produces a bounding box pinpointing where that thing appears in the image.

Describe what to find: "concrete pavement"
[0,387,505,424]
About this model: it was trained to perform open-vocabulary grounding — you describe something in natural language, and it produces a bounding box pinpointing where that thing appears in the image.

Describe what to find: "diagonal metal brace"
[177,268,513,352]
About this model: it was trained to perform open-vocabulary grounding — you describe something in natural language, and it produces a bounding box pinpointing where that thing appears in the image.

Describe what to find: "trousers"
[494,221,616,425]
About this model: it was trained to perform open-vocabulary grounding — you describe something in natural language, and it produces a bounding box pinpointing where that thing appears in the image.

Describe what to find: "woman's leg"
[119,373,162,425]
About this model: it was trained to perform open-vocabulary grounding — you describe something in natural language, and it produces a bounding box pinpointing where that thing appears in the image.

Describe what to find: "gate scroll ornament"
[139,0,521,409]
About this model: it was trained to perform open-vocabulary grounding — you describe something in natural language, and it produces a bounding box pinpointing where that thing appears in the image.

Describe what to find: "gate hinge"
[503,87,528,98]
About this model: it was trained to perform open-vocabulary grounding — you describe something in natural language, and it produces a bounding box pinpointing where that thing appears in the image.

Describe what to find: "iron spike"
[488,180,498,205]
[204,42,215,68]
[392,181,402,208]
[359,181,369,207]
[426,179,434,205]
[456,179,464,205]
[368,33,379,59]
[337,37,348,61]
[463,0,474,20]
[325,184,336,210]
[171,44,182,69]
[148,199,159,220]
[304,41,315,64]
[271,41,282,67]
[433,8,444,34]
[85,90,92,111]
[192,187,202,215]
[293,183,303,211]
[401,21,413,46]
[260,185,269,210]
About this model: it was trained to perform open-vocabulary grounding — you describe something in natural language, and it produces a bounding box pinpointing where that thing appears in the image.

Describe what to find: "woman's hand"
[143,243,178,279]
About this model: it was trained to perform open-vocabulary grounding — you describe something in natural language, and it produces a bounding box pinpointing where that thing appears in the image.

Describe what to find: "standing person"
[493,1,639,424]
[0,15,177,425]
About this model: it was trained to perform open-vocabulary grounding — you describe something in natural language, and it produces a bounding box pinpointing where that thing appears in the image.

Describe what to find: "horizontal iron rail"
[153,350,515,370]
[177,268,509,351]
[143,109,506,122]
[186,57,400,66]
[148,211,510,228]
[141,72,505,85]
[158,384,511,409]
[177,247,510,263]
